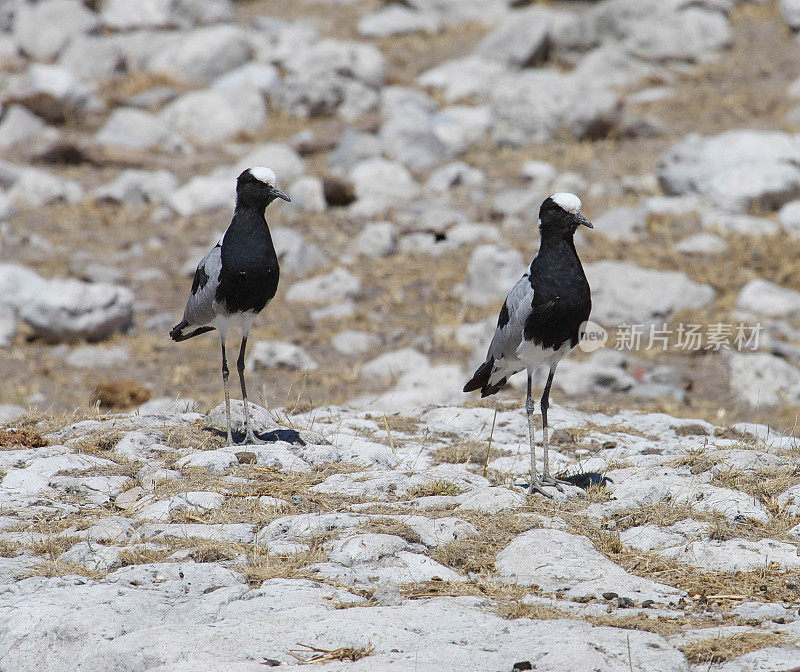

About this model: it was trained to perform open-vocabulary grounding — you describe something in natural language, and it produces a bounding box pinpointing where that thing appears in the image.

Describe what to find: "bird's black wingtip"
[169,321,188,342]
[170,322,215,342]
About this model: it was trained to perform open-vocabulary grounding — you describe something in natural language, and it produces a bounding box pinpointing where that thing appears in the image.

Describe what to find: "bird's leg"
[221,338,233,446]
[237,335,263,445]
[540,366,569,490]
[525,370,551,497]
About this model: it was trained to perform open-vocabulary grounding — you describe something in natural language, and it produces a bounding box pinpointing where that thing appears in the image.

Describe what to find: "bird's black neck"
[224,202,275,262]
[536,231,581,265]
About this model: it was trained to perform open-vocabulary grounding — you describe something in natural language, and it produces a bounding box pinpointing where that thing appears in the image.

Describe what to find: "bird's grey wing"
[183,243,222,327]
[487,272,533,364]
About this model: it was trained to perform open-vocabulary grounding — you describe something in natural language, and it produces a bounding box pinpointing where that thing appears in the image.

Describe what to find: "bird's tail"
[170,320,215,342]
[463,357,509,397]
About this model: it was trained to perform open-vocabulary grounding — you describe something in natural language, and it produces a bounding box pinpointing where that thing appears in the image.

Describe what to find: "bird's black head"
[539,192,593,239]
[236,167,291,210]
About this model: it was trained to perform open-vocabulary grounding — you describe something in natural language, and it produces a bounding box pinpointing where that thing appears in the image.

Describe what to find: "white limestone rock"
[477,6,569,68]
[160,89,267,145]
[593,206,646,241]
[455,487,526,514]
[271,227,328,277]
[101,0,233,30]
[778,199,800,237]
[658,131,800,211]
[168,173,230,215]
[246,341,318,371]
[463,245,526,306]
[700,211,779,237]
[13,0,98,61]
[585,261,714,325]
[4,64,99,123]
[497,529,684,603]
[426,162,485,193]
[59,541,122,572]
[273,39,385,119]
[64,345,130,368]
[726,351,800,406]
[331,330,380,356]
[8,167,83,209]
[737,279,800,319]
[288,176,325,213]
[674,233,727,255]
[360,348,429,381]
[95,108,189,153]
[18,278,133,342]
[349,158,420,204]
[147,25,252,83]
[0,105,48,148]
[174,450,237,475]
[285,268,361,304]
[94,169,178,206]
[57,35,126,81]
[212,62,280,96]
[356,222,398,258]
[358,5,441,37]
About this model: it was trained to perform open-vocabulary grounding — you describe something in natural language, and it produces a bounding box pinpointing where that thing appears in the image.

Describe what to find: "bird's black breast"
[216,211,280,315]
[523,239,591,350]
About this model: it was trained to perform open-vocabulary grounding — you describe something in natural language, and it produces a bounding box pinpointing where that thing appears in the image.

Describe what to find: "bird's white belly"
[212,308,258,339]
[516,338,572,371]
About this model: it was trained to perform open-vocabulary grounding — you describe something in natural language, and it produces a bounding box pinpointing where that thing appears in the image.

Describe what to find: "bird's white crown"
[249,166,277,187]
[551,192,582,214]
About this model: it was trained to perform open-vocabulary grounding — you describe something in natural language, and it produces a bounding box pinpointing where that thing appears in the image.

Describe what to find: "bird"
[170,167,290,445]
[463,193,593,496]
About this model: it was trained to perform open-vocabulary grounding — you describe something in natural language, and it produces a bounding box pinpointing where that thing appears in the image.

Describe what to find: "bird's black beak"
[272,187,291,202]
[576,213,593,229]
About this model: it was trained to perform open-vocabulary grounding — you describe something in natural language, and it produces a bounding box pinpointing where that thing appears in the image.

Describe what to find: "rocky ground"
[2,400,800,670]
[2,0,800,669]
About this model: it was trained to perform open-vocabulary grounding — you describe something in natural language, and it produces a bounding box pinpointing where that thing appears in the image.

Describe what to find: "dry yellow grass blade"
[288,642,374,664]
[678,632,788,664]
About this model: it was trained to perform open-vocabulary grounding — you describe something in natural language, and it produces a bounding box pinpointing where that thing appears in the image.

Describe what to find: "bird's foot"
[225,431,235,447]
[525,478,555,498]
[540,474,569,492]
[242,431,266,445]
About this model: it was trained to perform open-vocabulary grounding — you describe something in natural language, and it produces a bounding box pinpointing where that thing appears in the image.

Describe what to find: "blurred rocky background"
[0,0,799,428]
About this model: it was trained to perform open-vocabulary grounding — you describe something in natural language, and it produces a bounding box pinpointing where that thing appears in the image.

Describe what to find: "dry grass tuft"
[0,427,48,448]
[239,538,329,588]
[22,559,104,580]
[164,421,225,452]
[118,546,172,567]
[357,518,422,545]
[496,601,571,621]
[0,539,21,557]
[431,440,489,466]
[407,480,465,498]
[586,526,800,604]
[91,380,151,409]
[29,536,80,560]
[434,512,539,575]
[669,448,722,475]
[583,613,691,637]
[678,632,788,664]
[187,540,242,564]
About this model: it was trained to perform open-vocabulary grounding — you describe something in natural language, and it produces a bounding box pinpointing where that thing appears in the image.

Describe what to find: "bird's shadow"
[204,426,307,446]
[517,471,613,491]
